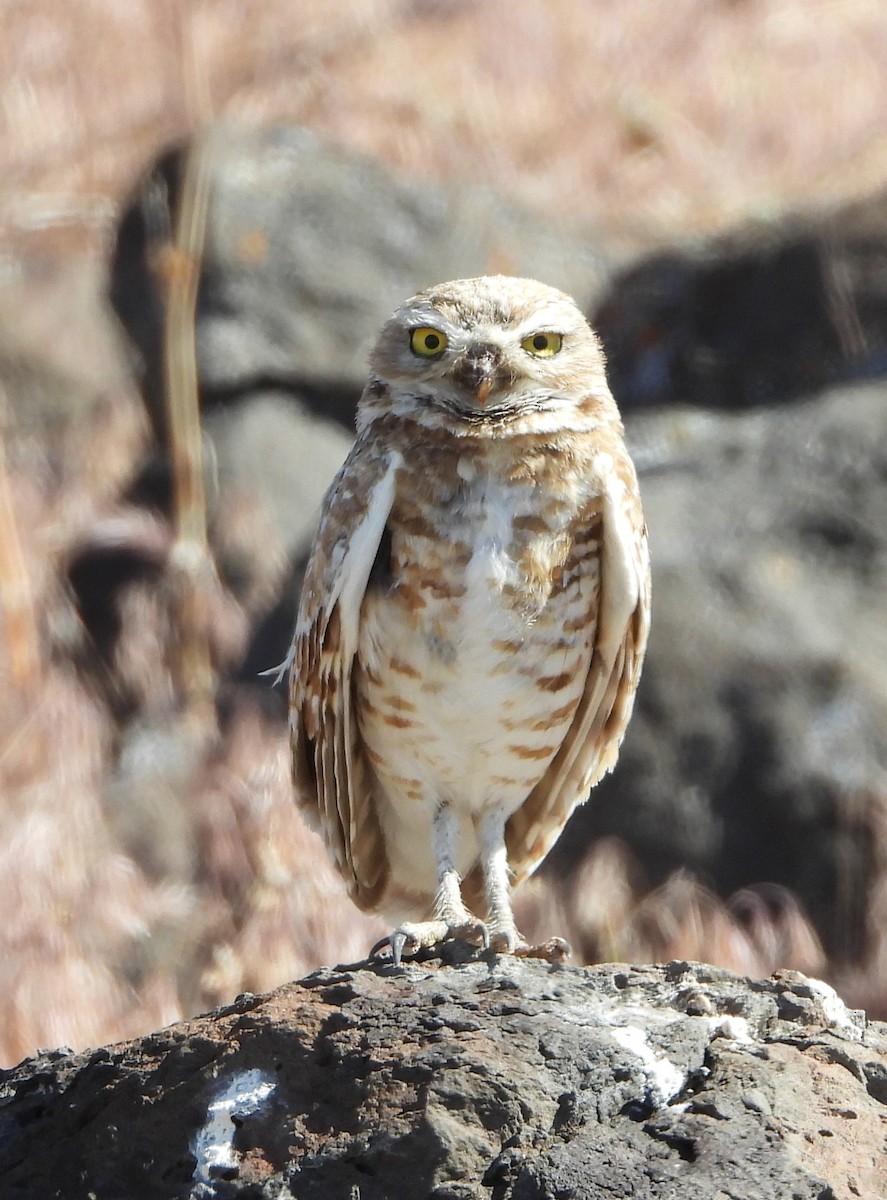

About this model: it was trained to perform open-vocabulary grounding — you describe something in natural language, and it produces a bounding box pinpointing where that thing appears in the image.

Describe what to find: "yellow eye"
[521,331,563,357]
[410,326,449,357]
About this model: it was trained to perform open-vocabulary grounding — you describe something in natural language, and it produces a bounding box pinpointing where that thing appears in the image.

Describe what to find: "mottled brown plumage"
[289,275,649,961]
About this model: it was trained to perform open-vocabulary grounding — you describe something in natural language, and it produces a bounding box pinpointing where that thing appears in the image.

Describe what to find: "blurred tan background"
[2,0,887,1067]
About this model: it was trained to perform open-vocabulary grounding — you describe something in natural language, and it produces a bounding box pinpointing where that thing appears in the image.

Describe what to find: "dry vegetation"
[5,0,887,262]
[0,387,385,1066]
[1,0,887,1064]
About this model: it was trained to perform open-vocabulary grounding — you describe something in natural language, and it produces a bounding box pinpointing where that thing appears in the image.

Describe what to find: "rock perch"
[1,957,885,1198]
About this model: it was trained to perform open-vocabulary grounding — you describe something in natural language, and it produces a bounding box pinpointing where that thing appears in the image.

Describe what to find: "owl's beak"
[475,378,494,405]
[454,343,503,407]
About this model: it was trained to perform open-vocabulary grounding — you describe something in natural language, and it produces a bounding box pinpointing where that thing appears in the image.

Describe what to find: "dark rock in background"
[112,126,610,433]
[195,126,610,410]
[552,385,887,962]
[203,391,353,681]
[567,189,887,962]
[1,957,883,1199]
[592,191,887,410]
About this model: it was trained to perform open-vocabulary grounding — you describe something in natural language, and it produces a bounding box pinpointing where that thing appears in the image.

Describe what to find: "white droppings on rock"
[707,1014,754,1044]
[802,976,866,1040]
[191,1068,276,1194]
[609,1024,686,1107]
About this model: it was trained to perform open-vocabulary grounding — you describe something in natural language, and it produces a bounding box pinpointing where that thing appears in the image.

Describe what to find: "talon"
[455,919,489,950]
[391,929,410,967]
[369,935,393,960]
[489,927,519,955]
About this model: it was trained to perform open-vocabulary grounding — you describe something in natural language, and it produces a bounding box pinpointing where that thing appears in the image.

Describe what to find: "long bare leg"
[479,806,571,962]
[479,806,522,952]
[388,804,487,965]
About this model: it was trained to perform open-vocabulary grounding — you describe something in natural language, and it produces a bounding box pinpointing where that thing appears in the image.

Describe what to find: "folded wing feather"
[289,439,401,908]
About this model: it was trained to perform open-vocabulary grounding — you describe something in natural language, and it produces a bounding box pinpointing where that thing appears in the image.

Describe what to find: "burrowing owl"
[289,275,649,963]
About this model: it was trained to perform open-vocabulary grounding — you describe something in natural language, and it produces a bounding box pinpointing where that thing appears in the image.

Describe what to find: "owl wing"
[288,433,401,910]
[502,452,651,889]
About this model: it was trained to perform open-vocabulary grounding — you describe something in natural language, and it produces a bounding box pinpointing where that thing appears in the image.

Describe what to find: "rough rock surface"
[1,957,885,1199]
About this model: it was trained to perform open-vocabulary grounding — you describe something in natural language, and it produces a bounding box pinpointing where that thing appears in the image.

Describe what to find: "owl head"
[363,275,613,431]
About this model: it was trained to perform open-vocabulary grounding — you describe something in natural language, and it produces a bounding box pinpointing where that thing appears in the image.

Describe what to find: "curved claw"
[461,920,489,951]
[369,934,394,961]
[390,929,411,967]
[369,929,414,967]
[488,927,519,955]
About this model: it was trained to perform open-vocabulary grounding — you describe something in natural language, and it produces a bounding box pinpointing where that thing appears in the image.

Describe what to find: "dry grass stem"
[161,134,217,737]
[0,424,41,697]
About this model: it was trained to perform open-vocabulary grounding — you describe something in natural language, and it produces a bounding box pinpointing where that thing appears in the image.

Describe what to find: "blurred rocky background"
[1,0,886,1068]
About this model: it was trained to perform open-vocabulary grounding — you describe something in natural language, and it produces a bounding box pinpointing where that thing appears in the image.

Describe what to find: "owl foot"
[487,924,524,955]
[375,916,489,967]
[514,936,572,964]
[486,925,570,962]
